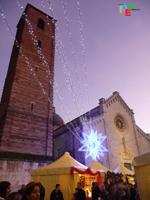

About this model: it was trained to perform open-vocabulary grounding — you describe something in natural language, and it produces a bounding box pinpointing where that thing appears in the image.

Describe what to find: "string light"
[1,1,103,146]
[60,0,87,114]
[47,0,89,113]
[16,0,24,9]
[0,2,82,141]
[17,0,83,140]
[75,0,93,126]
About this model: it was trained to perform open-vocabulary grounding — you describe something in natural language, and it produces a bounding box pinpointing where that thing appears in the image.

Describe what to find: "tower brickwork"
[0,4,55,157]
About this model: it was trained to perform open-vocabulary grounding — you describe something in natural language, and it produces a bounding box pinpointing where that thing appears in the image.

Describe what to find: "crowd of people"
[0,172,140,200]
[0,181,43,200]
[0,181,65,200]
[72,172,140,200]
[100,171,140,200]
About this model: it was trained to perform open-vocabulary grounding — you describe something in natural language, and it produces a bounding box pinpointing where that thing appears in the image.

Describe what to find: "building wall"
[0,4,55,190]
[54,124,85,164]
[0,4,55,156]
[103,93,139,170]
[136,127,150,155]
[54,130,72,158]
[53,92,150,173]
[0,159,47,191]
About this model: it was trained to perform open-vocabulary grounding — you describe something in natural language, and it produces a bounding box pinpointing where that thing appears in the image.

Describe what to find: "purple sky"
[0,0,150,133]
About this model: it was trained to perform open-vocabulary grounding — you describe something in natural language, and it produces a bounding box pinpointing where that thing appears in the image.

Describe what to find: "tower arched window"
[31,102,35,112]
[37,18,45,30]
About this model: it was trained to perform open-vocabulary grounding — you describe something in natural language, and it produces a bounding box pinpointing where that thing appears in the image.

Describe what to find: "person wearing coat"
[0,181,11,200]
[50,184,64,200]
[22,182,40,200]
[75,182,86,200]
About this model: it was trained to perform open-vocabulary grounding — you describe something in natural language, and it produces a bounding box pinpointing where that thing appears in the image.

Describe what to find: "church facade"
[54,91,150,172]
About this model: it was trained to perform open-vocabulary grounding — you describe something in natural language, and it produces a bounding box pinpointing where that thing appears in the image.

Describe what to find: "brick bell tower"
[0,4,55,158]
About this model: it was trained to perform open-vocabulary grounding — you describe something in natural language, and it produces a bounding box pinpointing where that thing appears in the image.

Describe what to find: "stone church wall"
[0,159,47,191]
[103,93,139,170]
[136,127,150,155]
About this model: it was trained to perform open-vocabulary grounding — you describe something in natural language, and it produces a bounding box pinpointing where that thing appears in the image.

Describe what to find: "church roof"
[90,161,110,172]
[104,91,134,116]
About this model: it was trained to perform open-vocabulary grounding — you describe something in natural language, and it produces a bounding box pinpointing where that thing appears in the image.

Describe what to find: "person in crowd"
[18,185,26,197]
[89,171,140,200]
[38,183,45,200]
[50,184,64,200]
[22,182,40,200]
[92,182,100,200]
[99,184,110,200]
[75,182,86,200]
[7,192,22,200]
[134,184,140,200]
[85,189,90,200]
[0,181,11,200]
[72,188,78,200]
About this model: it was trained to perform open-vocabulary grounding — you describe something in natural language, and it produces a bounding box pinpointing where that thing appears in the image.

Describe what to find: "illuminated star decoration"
[78,130,108,160]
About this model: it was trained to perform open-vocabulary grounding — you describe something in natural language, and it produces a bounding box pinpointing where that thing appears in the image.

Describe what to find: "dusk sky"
[0,0,150,133]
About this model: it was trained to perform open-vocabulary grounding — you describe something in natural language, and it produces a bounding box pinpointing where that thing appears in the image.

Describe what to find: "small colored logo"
[119,3,140,16]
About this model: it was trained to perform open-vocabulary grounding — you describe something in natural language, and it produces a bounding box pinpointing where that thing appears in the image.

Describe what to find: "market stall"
[32,152,102,200]
[90,161,110,173]
[133,152,150,200]
[113,165,134,175]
